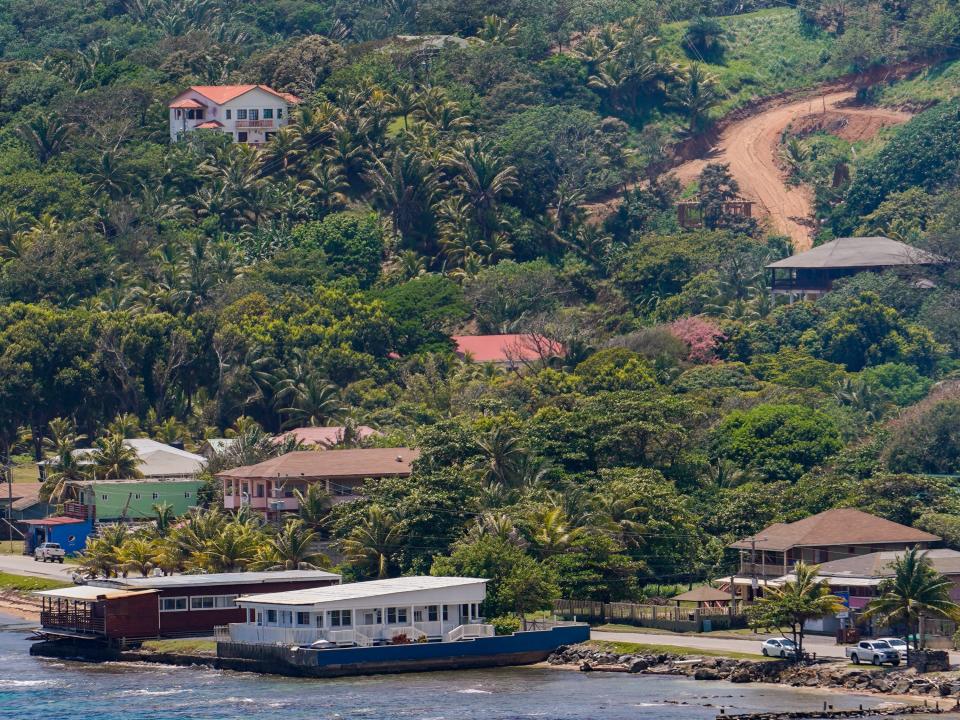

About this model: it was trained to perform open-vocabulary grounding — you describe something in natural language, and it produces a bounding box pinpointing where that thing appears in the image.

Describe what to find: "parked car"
[34,542,65,563]
[761,637,797,658]
[846,640,900,666]
[876,637,908,660]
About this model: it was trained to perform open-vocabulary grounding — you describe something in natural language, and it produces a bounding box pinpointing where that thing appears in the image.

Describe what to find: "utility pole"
[4,464,13,553]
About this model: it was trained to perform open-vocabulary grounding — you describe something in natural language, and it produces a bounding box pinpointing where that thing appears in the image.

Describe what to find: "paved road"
[592,630,960,665]
[0,553,76,581]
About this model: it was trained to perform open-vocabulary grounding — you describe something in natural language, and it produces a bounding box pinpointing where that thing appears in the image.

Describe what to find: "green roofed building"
[72,478,204,521]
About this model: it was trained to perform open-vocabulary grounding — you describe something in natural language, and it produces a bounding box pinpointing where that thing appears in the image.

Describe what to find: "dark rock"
[694,668,721,681]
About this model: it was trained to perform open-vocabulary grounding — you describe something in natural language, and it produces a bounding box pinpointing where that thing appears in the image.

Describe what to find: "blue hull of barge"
[217,624,591,678]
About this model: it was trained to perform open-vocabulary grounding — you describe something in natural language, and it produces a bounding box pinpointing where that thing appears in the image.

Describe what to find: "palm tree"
[340,505,404,579]
[366,150,437,247]
[527,506,582,559]
[78,537,120,578]
[276,375,345,429]
[295,483,333,530]
[153,502,175,535]
[387,83,419,130]
[259,127,305,174]
[443,141,518,243]
[39,449,87,503]
[669,63,723,134]
[117,537,158,577]
[862,547,960,660]
[87,151,132,198]
[748,562,844,662]
[17,113,71,164]
[106,413,141,438]
[196,521,259,572]
[255,519,330,570]
[90,434,143,479]
[475,426,527,488]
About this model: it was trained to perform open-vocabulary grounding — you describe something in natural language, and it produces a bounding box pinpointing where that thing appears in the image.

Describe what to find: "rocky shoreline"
[547,644,960,706]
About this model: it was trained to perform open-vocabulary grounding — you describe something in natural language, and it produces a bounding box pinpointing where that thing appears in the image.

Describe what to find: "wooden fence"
[553,599,747,633]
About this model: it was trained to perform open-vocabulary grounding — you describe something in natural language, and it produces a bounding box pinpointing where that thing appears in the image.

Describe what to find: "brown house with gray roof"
[216,447,420,516]
[727,509,939,601]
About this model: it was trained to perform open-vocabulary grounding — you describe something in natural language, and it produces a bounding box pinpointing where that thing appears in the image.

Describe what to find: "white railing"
[444,623,495,642]
[227,623,324,646]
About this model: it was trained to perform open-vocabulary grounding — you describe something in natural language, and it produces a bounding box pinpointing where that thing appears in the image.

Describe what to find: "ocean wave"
[113,688,190,697]
[458,689,493,694]
[0,679,58,688]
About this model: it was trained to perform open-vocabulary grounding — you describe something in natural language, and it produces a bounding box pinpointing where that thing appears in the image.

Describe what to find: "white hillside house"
[224,576,492,647]
[168,85,300,145]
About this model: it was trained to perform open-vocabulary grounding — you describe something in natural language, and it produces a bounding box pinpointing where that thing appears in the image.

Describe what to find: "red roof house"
[168,85,301,145]
[452,334,565,366]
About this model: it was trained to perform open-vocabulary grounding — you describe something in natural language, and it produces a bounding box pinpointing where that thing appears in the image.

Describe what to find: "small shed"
[22,516,93,555]
[672,586,732,608]
[35,585,160,642]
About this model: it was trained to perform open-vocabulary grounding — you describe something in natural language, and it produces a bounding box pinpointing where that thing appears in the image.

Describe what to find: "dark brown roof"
[672,586,731,603]
[729,509,939,552]
[215,448,420,482]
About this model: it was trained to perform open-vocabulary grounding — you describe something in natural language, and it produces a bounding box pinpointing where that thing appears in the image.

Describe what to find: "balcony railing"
[236,119,275,129]
[41,610,105,635]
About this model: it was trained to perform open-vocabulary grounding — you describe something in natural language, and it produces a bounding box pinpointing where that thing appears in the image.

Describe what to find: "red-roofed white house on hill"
[452,334,565,368]
[168,85,301,144]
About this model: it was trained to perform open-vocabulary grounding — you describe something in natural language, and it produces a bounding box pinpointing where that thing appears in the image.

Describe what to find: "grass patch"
[10,464,37,483]
[596,623,761,638]
[140,638,217,655]
[588,639,767,660]
[0,541,25,555]
[0,571,70,592]
[661,8,836,116]
[876,59,960,107]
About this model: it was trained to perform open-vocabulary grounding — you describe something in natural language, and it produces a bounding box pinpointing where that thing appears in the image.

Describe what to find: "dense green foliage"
[3,0,960,608]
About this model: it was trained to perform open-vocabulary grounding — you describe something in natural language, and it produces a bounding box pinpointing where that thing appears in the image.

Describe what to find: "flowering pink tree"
[668,316,726,364]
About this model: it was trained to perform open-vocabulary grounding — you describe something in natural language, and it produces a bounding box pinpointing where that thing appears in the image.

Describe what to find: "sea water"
[0,617,938,720]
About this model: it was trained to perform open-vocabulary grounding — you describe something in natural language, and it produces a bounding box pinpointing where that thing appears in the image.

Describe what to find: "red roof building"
[452,334,565,366]
[168,85,301,146]
[274,425,379,448]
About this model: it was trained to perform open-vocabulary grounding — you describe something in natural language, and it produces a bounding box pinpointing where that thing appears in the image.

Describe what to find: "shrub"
[490,614,522,636]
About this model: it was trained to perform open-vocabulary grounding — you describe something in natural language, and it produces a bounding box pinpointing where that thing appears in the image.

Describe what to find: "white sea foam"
[458,688,492,694]
[0,679,57,688]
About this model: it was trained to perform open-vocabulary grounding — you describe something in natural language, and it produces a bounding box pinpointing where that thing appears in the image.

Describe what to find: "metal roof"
[34,586,158,601]
[766,236,945,270]
[729,509,939,552]
[238,576,487,607]
[452,334,564,363]
[672,586,732,603]
[216,447,419,481]
[93,569,341,590]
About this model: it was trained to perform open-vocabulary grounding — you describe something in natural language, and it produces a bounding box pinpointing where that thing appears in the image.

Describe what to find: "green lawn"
[876,59,960,107]
[596,623,763,639]
[10,463,38,484]
[661,8,836,116]
[588,639,767,661]
[140,638,217,655]
[0,571,70,592]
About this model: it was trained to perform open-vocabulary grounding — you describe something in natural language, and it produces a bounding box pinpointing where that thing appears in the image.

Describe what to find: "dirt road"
[673,91,912,250]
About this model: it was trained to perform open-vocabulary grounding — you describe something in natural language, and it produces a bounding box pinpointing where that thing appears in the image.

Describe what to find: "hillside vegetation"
[2,0,960,607]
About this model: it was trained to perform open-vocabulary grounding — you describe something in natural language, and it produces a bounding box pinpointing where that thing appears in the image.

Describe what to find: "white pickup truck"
[33,542,66,563]
[846,640,901,666]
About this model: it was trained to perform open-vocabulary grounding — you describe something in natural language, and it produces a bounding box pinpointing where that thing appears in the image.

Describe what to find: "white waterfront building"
[224,576,493,647]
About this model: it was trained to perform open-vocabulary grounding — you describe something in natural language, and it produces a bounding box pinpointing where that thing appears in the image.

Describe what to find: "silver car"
[876,637,908,660]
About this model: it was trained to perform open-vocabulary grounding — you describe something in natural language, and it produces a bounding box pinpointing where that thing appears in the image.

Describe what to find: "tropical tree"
[77,537,120,578]
[295,483,334,530]
[474,426,527,488]
[340,505,404,578]
[527,506,583,559]
[669,64,722,134]
[117,537,159,577]
[90,434,143,480]
[276,375,345,429]
[862,547,960,660]
[153,502,175,535]
[17,113,71,164]
[443,140,518,243]
[254,518,330,570]
[195,521,260,572]
[747,562,845,662]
